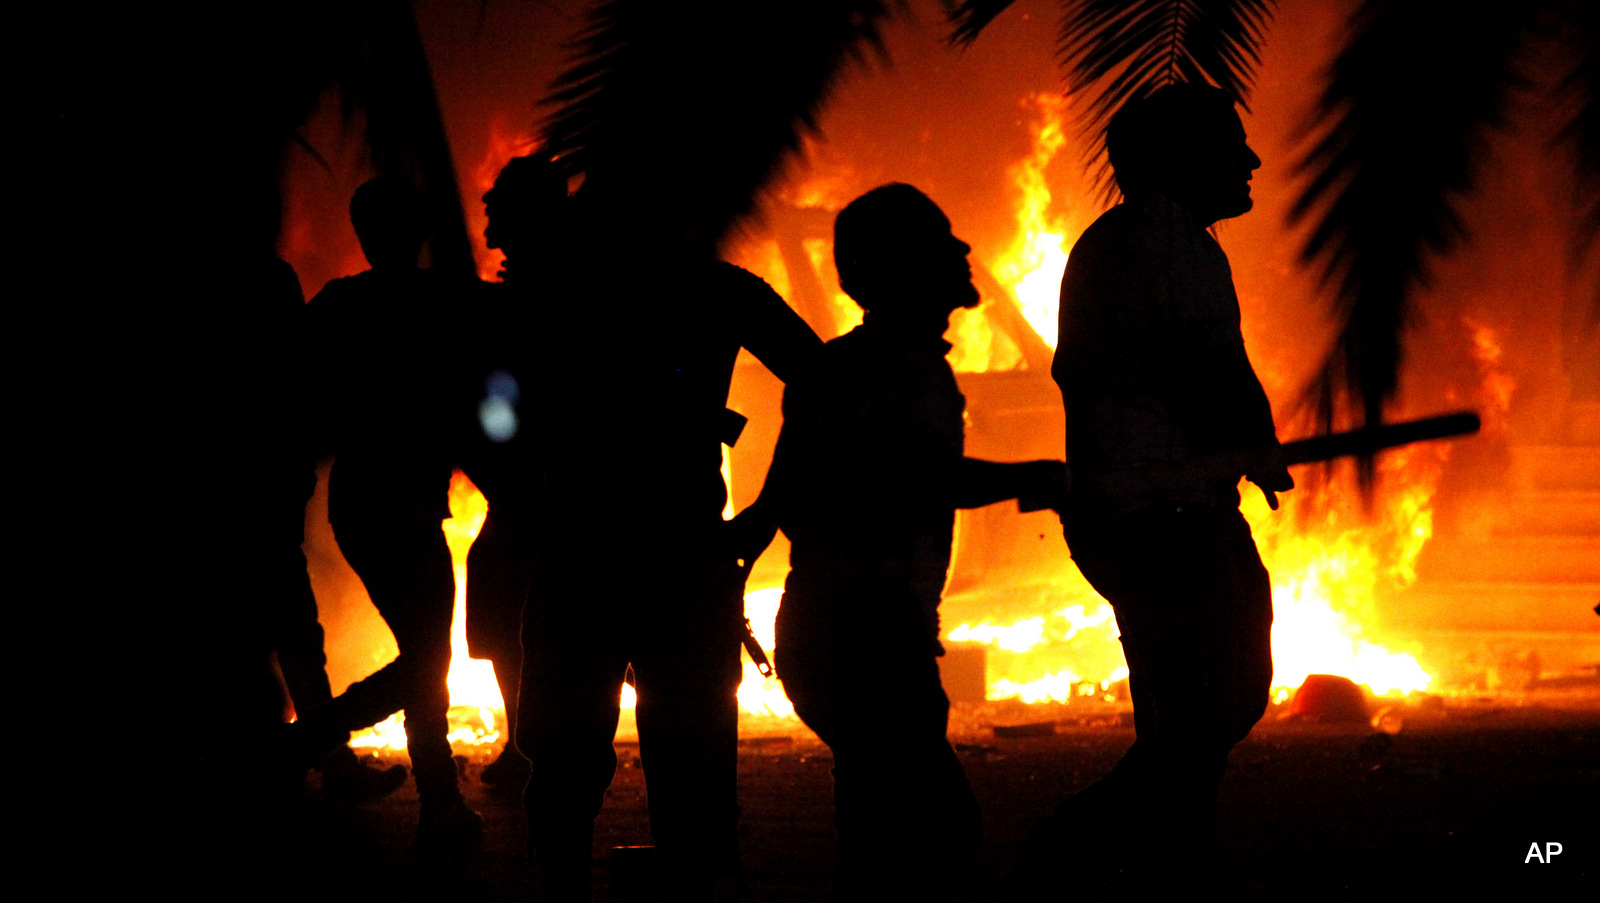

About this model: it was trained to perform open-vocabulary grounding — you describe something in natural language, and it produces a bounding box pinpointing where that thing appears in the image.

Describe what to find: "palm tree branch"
[1058,1,1274,196]
[1554,0,1600,289]
[1291,0,1535,446]
[944,0,1018,47]
[539,1,897,245]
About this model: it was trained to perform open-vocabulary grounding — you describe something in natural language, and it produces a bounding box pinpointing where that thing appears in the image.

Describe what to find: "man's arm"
[952,458,1069,511]
[722,264,824,384]
[725,426,793,572]
[1162,341,1292,507]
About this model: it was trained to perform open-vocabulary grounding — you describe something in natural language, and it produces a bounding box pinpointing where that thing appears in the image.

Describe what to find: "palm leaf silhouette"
[1557,0,1600,302]
[1291,0,1534,454]
[540,0,896,245]
[949,1,1274,191]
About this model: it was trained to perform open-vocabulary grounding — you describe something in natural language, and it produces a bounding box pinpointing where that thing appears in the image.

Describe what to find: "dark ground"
[261,694,1597,901]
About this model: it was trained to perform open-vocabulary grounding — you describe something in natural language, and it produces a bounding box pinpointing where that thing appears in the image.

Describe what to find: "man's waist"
[1068,461,1241,516]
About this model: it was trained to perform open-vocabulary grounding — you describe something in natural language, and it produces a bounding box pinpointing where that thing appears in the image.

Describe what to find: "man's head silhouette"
[350,177,429,271]
[834,183,979,321]
[1107,83,1261,226]
[483,155,567,260]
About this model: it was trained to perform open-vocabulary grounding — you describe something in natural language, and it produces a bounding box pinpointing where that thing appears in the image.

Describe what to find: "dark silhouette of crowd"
[242,82,1289,901]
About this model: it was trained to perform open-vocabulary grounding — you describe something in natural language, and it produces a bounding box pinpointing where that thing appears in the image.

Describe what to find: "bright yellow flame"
[991,670,1080,703]
[348,471,507,751]
[1245,454,1439,696]
[737,588,794,717]
[947,603,1116,655]
[442,472,507,715]
[994,92,1075,348]
[957,451,1441,702]
[948,617,1048,652]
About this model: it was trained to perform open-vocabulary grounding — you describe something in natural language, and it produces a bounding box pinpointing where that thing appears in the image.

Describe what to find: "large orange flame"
[992,92,1077,349]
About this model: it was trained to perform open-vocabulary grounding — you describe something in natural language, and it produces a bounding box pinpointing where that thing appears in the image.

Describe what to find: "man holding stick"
[1017,83,1291,892]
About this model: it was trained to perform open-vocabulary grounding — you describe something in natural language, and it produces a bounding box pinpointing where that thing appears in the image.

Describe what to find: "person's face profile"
[1184,109,1261,223]
[482,188,504,249]
[902,207,979,312]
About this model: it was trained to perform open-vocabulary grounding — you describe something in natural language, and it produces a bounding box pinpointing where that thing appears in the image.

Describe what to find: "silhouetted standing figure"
[734,184,1064,901]
[1015,84,1293,893]
[516,180,822,899]
[461,155,570,790]
[293,177,483,845]
[213,176,410,801]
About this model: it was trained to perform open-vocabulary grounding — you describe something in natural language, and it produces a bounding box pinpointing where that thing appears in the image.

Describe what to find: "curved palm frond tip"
[1558,1,1600,289]
[944,0,1018,47]
[947,1,1274,191]
[1291,0,1534,446]
[1060,0,1273,140]
[540,0,896,245]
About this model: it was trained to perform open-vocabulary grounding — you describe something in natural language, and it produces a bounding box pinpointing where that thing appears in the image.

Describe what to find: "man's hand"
[726,499,778,575]
[1246,444,1294,510]
[1015,460,1071,513]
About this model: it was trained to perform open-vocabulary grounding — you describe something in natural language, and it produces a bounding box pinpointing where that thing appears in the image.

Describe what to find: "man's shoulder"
[305,272,371,312]
[704,260,787,314]
[1077,196,1197,255]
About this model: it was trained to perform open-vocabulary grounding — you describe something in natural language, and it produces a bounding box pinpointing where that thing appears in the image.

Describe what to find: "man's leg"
[518,582,630,901]
[1068,505,1273,876]
[631,565,745,896]
[778,596,980,901]
[302,518,465,828]
[466,507,535,785]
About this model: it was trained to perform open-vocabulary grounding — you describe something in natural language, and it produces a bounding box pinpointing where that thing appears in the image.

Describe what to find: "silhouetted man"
[516,178,822,899]
[291,177,482,845]
[1016,83,1293,893]
[734,184,1065,901]
[461,155,570,789]
[221,174,407,802]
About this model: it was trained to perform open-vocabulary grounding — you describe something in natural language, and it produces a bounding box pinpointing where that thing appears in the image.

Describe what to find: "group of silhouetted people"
[249,83,1293,900]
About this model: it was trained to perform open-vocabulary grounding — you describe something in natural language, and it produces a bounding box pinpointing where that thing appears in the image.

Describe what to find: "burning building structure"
[19,3,1598,898]
[259,2,1599,748]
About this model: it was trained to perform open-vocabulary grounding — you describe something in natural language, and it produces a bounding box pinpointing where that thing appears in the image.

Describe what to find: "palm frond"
[1060,0,1274,192]
[168,2,475,272]
[944,0,1018,46]
[333,0,478,275]
[540,0,897,246]
[944,2,1274,194]
[1556,0,1600,302]
[1291,0,1535,455]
